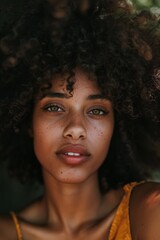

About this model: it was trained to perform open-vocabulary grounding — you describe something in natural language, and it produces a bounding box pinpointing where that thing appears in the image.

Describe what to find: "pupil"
[94,109,100,114]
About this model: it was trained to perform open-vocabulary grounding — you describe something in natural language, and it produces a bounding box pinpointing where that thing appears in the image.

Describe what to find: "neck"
[19,171,124,239]
[39,170,124,234]
[42,171,104,230]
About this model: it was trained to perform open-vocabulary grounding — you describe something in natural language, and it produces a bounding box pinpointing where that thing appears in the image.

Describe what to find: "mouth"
[64,152,81,156]
[56,145,91,165]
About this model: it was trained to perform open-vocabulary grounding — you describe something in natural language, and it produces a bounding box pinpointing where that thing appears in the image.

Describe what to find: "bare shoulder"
[0,198,44,240]
[0,214,17,240]
[130,181,160,240]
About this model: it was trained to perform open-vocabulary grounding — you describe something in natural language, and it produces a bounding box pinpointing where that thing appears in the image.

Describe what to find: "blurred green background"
[134,0,160,8]
[0,0,160,214]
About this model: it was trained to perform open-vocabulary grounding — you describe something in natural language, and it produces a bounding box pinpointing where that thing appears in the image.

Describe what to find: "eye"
[88,108,108,116]
[43,104,64,112]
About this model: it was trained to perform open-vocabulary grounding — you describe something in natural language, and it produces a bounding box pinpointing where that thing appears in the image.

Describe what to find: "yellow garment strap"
[108,181,145,240]
[10,212,23,240]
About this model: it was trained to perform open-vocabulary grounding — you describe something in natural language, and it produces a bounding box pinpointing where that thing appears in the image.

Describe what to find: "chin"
[57,175,87,184]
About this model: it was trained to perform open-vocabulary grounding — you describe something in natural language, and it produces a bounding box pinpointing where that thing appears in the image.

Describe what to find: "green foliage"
[133,0,160,9]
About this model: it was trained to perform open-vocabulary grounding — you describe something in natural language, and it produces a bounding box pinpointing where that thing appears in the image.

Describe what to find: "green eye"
[89,108,107,116]
[44,104,63,112]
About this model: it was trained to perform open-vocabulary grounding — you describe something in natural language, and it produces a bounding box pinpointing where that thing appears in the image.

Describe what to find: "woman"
[0,0,160,239]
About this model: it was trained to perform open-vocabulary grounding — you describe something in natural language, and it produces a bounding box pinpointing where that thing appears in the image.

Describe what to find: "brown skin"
[1,183,160,239]
[0,70,160,239]
[32,69,114,185]
[130,182,160,240]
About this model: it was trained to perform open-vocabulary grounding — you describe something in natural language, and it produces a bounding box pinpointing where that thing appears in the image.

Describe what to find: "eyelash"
[43,104,64,112]
[88,108,108,116]
[42,104,108,116]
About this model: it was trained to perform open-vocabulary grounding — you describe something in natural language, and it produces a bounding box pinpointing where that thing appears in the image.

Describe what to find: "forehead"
[50,69,100,92]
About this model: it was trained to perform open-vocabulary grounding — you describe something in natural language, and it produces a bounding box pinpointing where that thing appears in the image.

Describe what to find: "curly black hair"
[0,0,160,191]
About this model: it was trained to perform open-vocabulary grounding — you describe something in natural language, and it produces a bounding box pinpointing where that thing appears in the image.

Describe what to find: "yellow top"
[108,182,139,240]
[10,211,23,240]
[11,182,139,240]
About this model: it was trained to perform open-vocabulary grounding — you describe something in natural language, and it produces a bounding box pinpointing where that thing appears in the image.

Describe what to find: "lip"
[56,144,91,166]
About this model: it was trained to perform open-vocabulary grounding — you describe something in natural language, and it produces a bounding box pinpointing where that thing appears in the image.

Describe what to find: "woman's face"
[32,69,114,184]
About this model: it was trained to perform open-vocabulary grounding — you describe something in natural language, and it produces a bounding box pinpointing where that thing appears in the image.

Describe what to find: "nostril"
[66,134,72,138]
[63,126,86,140]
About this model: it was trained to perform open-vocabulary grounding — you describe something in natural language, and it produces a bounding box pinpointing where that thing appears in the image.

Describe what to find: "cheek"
[33,122,49,143]
[89,119,114,156]
[32,118,64,158]
[32,119,52,159]
[33,128,49,163]
[91,120,114,142]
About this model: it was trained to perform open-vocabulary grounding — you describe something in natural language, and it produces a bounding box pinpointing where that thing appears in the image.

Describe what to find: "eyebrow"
[41,92,108,100]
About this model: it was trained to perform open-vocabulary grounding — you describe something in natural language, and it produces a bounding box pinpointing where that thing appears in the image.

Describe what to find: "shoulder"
[0,214,17,240]
[0,198,44,240]
[130,181,160,240]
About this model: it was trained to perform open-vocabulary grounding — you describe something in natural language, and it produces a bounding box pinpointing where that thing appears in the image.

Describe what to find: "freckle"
[98,131,103,136]
[60,171,63,174]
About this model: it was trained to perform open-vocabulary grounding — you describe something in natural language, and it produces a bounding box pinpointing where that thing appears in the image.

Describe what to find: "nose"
[63,113,86,140]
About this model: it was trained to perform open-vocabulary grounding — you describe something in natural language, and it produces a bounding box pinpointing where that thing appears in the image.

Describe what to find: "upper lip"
[56,144,91,156]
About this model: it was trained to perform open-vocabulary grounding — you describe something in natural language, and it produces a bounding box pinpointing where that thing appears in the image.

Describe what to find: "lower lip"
[56,153,90,166]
